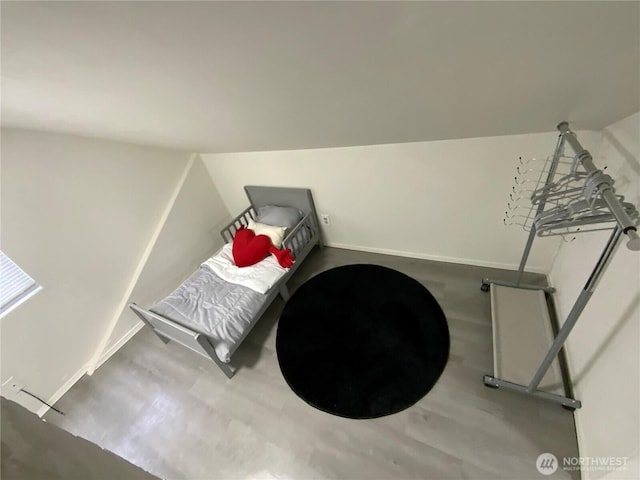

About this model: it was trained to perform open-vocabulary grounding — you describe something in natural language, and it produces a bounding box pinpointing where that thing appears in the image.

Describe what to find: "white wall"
[548,113,640,479]
[0,128,191,413]
[100,156,231,358]
[3,2,638,153]
[202,130,599,272]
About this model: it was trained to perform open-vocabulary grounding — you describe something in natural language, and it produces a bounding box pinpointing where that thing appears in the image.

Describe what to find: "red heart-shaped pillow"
[232,227,272,267]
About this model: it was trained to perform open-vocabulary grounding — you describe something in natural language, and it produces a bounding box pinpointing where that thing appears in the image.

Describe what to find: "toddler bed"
[129,186,322,379]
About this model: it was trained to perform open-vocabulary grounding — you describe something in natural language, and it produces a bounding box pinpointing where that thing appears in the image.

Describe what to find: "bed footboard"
[129,303,235,379]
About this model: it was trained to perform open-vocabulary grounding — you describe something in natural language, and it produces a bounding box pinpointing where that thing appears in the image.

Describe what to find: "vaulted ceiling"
[1,1,638,153]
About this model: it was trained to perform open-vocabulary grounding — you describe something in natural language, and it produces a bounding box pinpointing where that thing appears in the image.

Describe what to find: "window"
[0,251,42,319]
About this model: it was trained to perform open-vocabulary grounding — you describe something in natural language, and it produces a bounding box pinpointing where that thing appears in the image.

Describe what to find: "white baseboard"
[572,407,587,476]
[37,363,88,417]
[93,321,145,372]
[325,242,548,274]
[36,321,144,417]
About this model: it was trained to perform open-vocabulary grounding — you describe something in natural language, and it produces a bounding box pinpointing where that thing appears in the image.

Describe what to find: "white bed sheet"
[202,244,288,294]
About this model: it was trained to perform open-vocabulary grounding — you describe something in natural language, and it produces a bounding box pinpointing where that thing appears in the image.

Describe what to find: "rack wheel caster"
[562,404,576,412]
[481,282,490,292]
[482,375,499,388]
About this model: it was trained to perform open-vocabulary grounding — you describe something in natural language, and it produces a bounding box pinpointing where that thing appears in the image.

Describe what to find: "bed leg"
[156,333,171,344]
[196,335,237,379]
[279,284,290,302]
[219,364,236,379]
[130,303,172,345]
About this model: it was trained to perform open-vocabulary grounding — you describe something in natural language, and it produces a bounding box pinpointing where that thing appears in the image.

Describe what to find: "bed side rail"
[128,303,235,378]
[220,206,256,243]
[283,212,318,258]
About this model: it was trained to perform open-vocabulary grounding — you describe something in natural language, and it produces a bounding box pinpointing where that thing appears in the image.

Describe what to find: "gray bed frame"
[129,186,322,379]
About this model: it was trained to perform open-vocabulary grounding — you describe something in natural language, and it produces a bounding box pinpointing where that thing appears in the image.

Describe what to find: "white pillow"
[247,219,286,248]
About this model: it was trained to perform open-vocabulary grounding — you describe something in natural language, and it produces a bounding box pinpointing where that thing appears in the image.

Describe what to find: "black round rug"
[276,264,450,419]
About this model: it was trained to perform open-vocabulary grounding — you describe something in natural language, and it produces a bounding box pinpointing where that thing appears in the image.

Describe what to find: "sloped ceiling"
[1,1,638,153]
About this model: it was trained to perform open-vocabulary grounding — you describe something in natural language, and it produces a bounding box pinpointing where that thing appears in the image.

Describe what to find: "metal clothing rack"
[481,122,640,410]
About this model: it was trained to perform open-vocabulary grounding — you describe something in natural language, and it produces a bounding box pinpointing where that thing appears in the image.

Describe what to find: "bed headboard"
[244,186,318,217]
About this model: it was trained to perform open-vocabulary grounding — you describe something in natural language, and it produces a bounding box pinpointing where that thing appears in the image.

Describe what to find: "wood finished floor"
[46,247,580,480]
